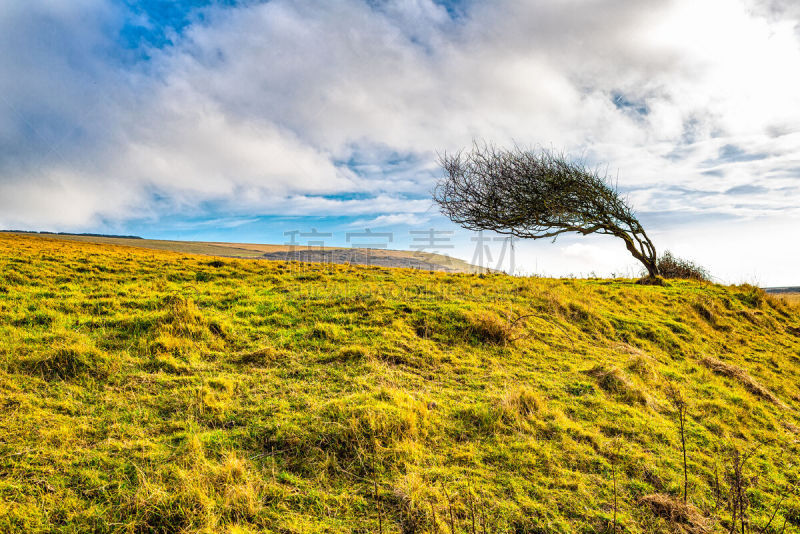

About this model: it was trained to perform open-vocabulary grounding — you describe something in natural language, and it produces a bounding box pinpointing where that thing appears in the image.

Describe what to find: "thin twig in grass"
[467,478,477,534]
[759,494,787,534]
[430,501,440,533]
[371,445,383,534]
[666,380,689,503]
[726,440,771,534]
[759,482,797,534]
[612,457,618,534]
[0,448,35,459]
[444,486,457,534]
[606,438,623,534]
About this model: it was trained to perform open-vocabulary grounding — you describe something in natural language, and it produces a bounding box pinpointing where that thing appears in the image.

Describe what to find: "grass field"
[777,293,800,305]
[1,233,800,533]
[8,232,483,273]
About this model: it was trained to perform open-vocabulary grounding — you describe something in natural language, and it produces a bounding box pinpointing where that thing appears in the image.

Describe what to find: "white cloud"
[348,213,432,228]
[0,0,798,283]
[143,0,800,206]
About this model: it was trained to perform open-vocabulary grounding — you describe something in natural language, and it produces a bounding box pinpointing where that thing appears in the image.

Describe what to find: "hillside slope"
[1,232,484,273]
[1,233,799,533]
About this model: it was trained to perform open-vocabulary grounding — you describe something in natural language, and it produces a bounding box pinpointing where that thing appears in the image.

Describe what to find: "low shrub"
[656,251,710,281]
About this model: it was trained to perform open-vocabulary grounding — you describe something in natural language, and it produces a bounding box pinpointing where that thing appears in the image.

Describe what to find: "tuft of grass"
[500,385,545,418]
[313,388,431,466]
[310,322,343,341]
[586,364,650,406]
[626,354,657,382]
[331,344,371,362]
[639,493,712,533]
[232,346,287,366]
[465,311,516,345]
[19,340,112,380]
[701,356,789,409]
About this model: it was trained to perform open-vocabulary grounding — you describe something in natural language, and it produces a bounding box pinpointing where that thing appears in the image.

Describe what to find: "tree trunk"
[621,235,659,278]
[644,259,659,278]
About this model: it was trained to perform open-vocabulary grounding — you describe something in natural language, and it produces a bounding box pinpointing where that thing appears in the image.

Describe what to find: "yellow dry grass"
[0,232,799,533]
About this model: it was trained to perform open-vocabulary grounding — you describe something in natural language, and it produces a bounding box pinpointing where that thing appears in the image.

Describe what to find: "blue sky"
[1,0,799,284]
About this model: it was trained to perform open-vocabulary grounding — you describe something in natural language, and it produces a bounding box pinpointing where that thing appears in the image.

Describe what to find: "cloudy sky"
[1,0,798,285]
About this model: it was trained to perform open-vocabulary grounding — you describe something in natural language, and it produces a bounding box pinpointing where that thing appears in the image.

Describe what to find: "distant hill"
[765,287,800,305]
[764,286,800,294]
[1,230,142,239]
[3,231,490,273]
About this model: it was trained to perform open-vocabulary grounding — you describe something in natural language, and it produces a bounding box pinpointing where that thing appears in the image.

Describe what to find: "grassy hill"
[765,288,800,306]
[1,233,799,533]
[1,232,484,273]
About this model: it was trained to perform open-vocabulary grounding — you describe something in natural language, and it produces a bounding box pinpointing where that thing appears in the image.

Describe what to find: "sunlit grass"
[775,293,800,306]
[0,233,799,533]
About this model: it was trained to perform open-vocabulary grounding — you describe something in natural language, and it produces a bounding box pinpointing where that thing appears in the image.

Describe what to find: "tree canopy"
[434,144,660,277]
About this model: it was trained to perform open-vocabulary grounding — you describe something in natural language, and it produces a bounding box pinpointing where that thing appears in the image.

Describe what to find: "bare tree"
[434,144,660,277]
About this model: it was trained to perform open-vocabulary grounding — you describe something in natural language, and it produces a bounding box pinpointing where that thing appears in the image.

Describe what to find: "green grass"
[5,232,482,273]
[1,233,799,533]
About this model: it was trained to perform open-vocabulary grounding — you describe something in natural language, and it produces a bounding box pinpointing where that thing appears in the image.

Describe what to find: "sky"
[0,0,799,285]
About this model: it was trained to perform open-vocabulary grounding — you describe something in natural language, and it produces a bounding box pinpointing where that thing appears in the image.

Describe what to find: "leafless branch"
[434,143,660,277]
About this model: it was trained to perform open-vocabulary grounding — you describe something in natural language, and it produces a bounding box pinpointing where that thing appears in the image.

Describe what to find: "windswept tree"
[433,144,660,277]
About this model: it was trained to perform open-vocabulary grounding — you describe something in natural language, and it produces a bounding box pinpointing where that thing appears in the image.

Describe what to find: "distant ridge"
[1,230,143,240]
[764,286,800,294]
[5,232,488,273]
